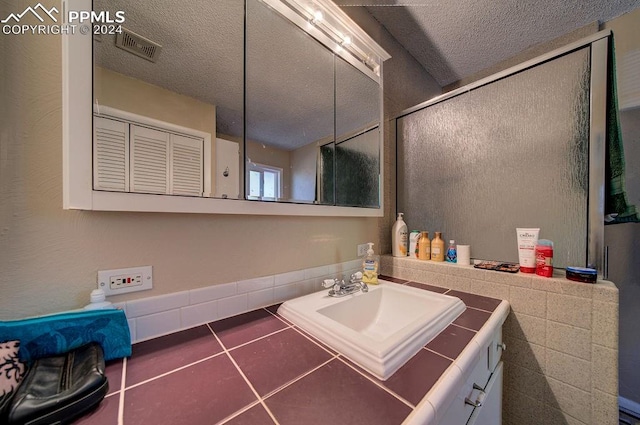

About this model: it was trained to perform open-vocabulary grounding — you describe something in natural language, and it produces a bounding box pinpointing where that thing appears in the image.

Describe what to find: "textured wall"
[94,67,217,137]
[0,0,374,319]
[0,0,440,320]
[290,141,317,202]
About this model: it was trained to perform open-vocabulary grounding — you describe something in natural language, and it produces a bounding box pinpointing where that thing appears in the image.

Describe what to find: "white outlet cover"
[357,244,368,257]
[98,266,153,296]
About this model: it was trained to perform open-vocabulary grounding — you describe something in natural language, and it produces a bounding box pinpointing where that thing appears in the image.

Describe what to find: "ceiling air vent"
[115,28,162,63]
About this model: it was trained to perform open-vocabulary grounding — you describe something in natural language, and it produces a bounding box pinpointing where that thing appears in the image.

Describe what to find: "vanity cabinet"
[438,328,504,425]
[467,363,503,425]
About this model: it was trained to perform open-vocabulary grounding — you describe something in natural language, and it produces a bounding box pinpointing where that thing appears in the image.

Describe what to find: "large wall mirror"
[62,0,389,216]
[246,0,384,206]
[92,1,244,200]
[246,0,334,204]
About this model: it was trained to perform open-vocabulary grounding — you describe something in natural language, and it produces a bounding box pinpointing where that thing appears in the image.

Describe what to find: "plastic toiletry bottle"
[392,213,408,257]
[418,231,431,260]
[409,231,420,258]
[431,232,445,261]
[362,242,379,284]
[446,240,457,263]
[535,239,554,277]
[516,228,539,273]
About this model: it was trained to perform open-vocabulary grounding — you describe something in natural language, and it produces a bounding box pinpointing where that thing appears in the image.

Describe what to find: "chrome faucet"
[322,272,368,297]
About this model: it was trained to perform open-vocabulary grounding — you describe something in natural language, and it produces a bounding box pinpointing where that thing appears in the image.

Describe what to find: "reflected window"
[248,163,282,200]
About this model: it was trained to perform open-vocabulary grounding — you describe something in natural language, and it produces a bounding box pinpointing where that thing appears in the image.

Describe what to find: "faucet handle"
[351,272,363,282]
[322,278,339,288]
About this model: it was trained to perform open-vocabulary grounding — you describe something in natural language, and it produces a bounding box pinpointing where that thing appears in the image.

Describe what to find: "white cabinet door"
[468,362,503,425]
[170,134,203,196]
[93,116,129,191]
[130,125,170,194]
[94,112,207,198]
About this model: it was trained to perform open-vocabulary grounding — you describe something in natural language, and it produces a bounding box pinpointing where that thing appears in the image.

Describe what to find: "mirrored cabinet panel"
[92,0,244,200]
[63,0,389,216]
[246,0,335,204]
[335,57,381,207]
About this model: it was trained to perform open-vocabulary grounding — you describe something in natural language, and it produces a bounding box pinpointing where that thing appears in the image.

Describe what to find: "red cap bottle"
[535,240,554,278]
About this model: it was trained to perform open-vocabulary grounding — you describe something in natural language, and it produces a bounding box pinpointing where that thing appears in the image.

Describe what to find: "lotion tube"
[516,228,540,273]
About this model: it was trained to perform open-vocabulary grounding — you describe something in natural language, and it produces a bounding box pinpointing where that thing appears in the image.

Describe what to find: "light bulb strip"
[274,0,389,78]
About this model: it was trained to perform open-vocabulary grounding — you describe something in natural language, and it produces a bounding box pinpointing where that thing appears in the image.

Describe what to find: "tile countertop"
[77,276,510,425]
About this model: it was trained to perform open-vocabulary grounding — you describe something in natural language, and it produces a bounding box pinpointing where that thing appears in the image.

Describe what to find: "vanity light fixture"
[266,0,390,79]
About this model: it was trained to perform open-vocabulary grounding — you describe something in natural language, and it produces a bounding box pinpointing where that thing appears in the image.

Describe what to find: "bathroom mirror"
[92,0,244,199]
[63,0,389,216]
[245,0,335,204]
[335,57,381,207]
[245,0,383,206]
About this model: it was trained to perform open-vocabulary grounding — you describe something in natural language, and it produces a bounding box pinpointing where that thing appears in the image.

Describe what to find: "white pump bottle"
[391,213,408,257]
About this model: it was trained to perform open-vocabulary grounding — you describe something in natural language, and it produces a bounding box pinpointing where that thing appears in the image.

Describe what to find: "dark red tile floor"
[75,278,501,425]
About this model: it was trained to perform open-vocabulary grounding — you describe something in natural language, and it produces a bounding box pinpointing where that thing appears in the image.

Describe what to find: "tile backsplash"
[110,255,618,425]
[380,255,619,425]
[114,260,361,344]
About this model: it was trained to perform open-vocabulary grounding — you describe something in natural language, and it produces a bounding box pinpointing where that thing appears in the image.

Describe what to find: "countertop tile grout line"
[207,322,281,425]
[423,346,456,362]
[215,401,265,425]
[450,322,479,334]
[450,322,481,333]
[334,356,416,410]
[118,357,127,425]
[287,324,342,357]
[122,350,228,392]
[260,357,337,401]
[224,325,292,352]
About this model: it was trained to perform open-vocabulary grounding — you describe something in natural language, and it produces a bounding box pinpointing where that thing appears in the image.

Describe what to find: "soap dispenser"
[362,242,379,284]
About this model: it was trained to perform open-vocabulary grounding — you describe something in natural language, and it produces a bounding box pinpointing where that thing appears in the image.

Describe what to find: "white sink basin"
[277,281,465,380]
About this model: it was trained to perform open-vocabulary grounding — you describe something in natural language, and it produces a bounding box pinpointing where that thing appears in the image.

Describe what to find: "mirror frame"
[62,0,388,217]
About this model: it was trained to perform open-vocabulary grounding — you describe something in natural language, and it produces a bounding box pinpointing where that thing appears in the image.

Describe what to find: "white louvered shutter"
[130,125,170,194]
[93,116,129,191]
[170,134,203,196]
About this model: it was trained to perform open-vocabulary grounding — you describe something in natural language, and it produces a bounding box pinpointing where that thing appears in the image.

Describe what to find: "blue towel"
[0,309,131,362]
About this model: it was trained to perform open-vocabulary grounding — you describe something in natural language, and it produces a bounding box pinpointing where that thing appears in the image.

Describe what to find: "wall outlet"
[357,243,368,257]
[98,266,153,296]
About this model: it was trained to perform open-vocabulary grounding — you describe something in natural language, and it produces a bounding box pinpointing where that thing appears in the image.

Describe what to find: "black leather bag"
[6,342,108,425]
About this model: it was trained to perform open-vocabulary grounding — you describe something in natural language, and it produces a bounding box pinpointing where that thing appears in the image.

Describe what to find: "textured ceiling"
[94,1,245,138]
[94,1,376,150]
[335,0,640,86]
[95,0,640,147]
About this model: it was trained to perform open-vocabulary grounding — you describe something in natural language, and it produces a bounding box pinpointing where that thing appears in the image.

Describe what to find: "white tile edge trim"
[126,261,361,343]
